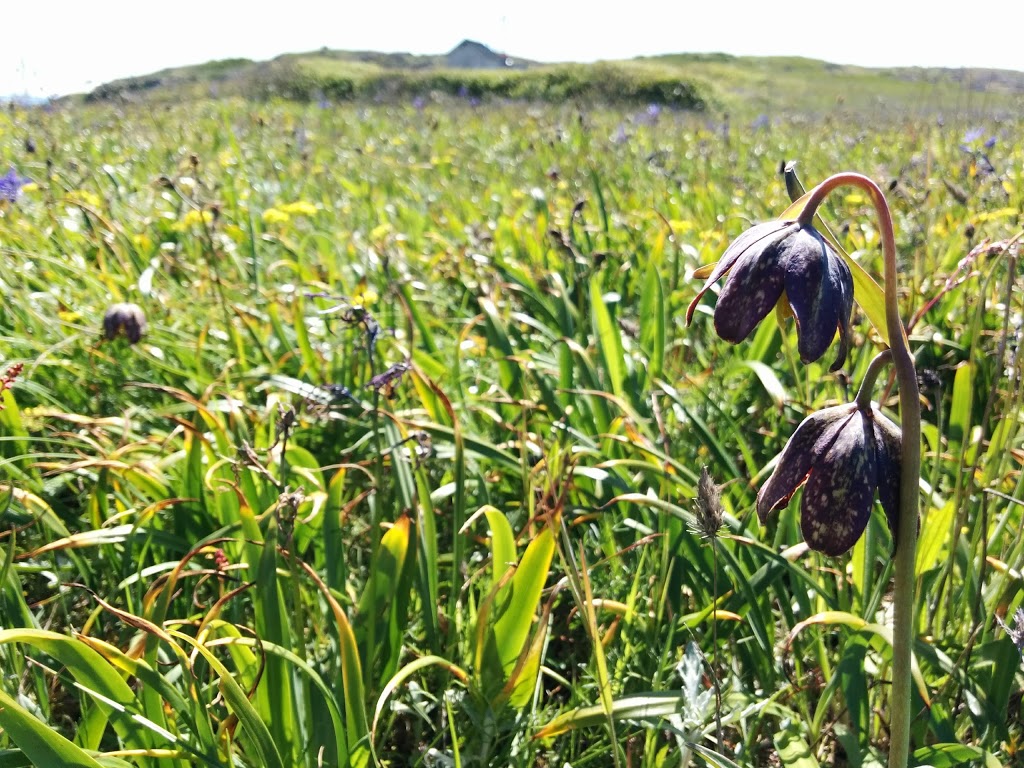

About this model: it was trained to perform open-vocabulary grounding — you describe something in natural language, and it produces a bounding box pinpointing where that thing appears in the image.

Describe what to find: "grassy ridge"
[78,46,1024,115]
[0,93,1021,766]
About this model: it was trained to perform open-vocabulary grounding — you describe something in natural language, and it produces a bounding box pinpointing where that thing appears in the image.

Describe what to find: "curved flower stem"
[799,173,921,768]
[855,349,894,410]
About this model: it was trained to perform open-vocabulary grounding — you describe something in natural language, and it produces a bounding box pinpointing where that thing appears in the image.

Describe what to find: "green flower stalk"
[800,173,920,768]
[690,173,920,767]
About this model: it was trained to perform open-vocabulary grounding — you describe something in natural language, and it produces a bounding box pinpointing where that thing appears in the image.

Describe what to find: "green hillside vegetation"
[77,44,1024,115]
[644,53,1024,114]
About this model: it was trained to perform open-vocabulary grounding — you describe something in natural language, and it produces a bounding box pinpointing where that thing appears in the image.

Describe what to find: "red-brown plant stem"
[798,173,921,768]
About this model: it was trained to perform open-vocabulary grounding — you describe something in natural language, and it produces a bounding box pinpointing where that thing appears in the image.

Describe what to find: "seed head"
[693,466,724,541]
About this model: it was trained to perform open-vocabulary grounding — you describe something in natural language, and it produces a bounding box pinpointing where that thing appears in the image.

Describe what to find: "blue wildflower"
[0,167,30,203]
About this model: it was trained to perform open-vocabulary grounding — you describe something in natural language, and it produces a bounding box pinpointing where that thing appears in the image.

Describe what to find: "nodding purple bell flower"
[103,302,147,344]
[686,220,855,371]
[756,402,902,556]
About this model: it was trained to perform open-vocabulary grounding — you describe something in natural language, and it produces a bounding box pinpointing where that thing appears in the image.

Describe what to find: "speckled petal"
[686,220,797,325]
[871,406,903,547]
[800,408,876,556]
[780,226,847,366]
[757,404,857,523]
[830,256,855,371]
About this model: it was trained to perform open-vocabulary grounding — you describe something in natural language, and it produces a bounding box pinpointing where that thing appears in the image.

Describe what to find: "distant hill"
[641,53,1024,114]
[76,41,1024,115]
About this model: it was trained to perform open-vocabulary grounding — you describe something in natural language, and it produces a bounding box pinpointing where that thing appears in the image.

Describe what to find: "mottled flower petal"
[831,257,855,372]
[685,220,797,325]
[781,227,850,368]
[757,404,857,523]
[714,244,787,343]
[871,406,903,546]
[800,409,876,556]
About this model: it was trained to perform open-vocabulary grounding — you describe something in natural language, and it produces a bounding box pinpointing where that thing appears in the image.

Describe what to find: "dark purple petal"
[800,408,876,556]
[830,256,855,372]
[780,226,845,366]
[713,245,786,343]
[686,220,797,325]
[871,406,903,547]
[757,404,857,523]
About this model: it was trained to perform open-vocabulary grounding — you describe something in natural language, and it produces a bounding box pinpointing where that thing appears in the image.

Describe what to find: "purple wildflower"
[637,103,662,126]
[757,402,902,556]
[751,114,771,130]
[687,220,855,371]
[412,96,426,111]
[984,136,997,150]
[0,167,30,203]
[103,303,147,344]
[963,127,985,143]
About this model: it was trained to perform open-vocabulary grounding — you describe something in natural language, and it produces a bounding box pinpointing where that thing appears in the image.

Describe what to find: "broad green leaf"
[589,273,626,400]
[788,611,929,705]
[916,500,955,576]
[844,255,889,345]
[478,295,522,397]
[0,629,152,752]
[170,631,286,768]
[774,723,820,768]
[743,360,789,406]
[483,507,517,595]
[535,691,687,738]
[639,265,666,381]
[0,687,106,768]
[492,526,554,674]
[912,743,1004,768]
[949,362,974,458]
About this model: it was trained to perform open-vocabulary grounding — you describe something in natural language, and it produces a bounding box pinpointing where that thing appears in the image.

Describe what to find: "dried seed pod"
[103,302,147,344]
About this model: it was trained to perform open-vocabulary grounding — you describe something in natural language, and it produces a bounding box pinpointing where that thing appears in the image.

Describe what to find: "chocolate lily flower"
[686,221,855,371]
[103,302,148,344]
[756,402,901,556]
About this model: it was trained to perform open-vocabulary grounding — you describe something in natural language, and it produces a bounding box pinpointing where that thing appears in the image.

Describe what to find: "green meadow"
[0,77,1022,767]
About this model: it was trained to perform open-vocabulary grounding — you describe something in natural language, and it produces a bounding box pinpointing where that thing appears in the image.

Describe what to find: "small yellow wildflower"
[181,209,214,228]
[278,201,318,217]
[262,207,290,225]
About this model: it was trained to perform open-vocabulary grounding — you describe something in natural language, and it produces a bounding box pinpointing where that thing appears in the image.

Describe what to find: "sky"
[4,0,1024,98]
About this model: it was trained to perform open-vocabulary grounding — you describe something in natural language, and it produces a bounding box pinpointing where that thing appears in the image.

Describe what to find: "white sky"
[4,0,1024,97]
